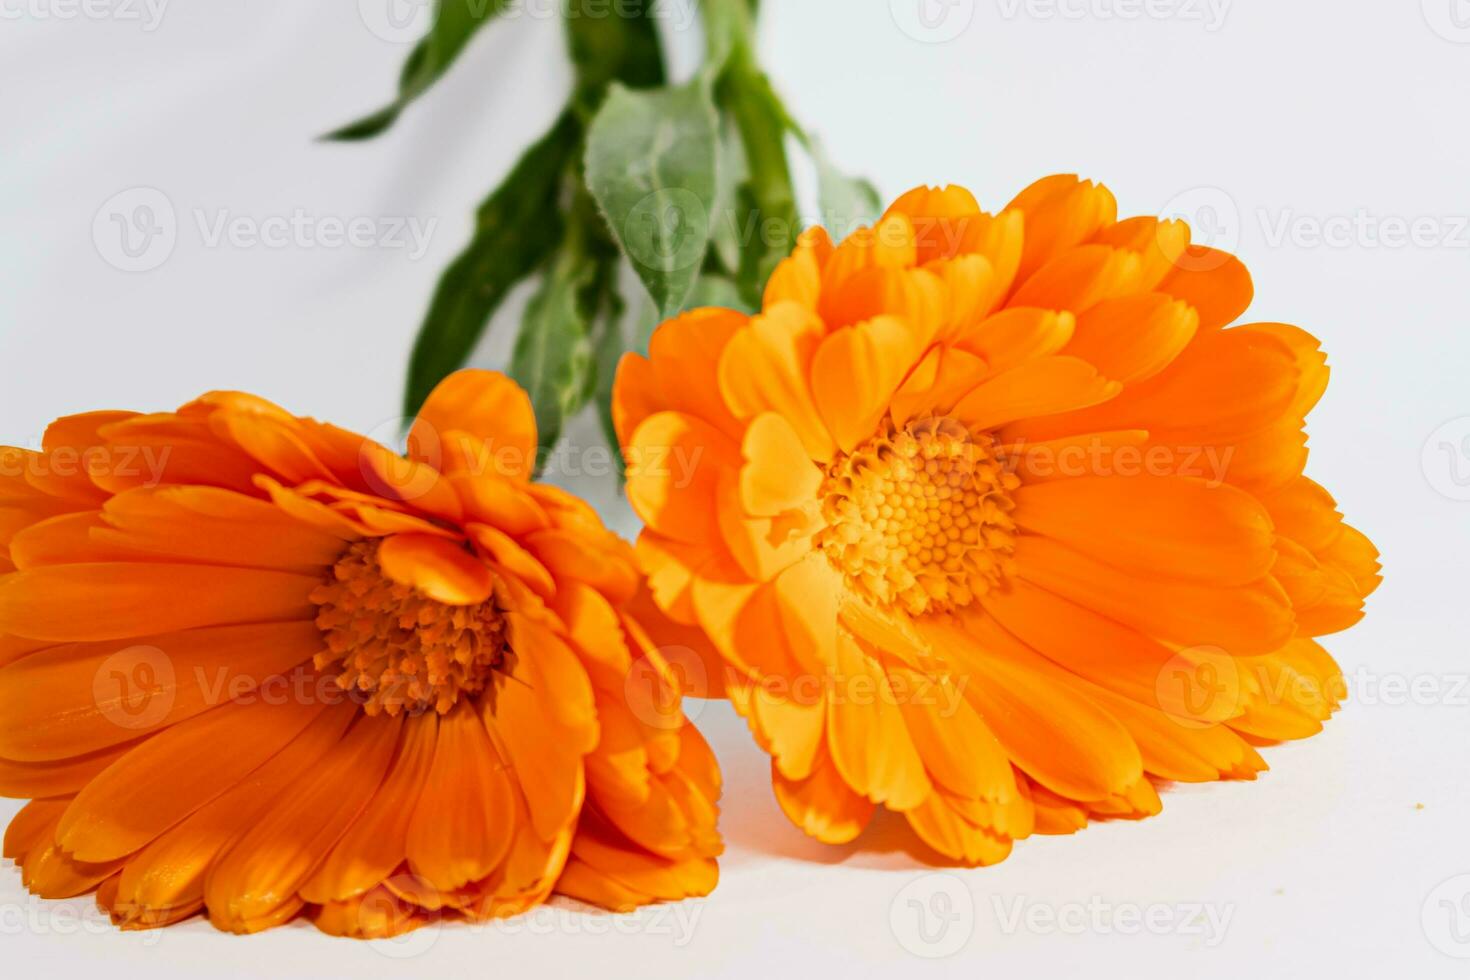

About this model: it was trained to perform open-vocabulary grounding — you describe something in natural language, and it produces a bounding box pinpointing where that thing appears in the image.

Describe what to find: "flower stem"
[705,0,800,300]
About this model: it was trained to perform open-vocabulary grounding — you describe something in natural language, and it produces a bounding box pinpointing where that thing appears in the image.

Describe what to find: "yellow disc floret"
[816,417,1018,617]
[311,539,508,716]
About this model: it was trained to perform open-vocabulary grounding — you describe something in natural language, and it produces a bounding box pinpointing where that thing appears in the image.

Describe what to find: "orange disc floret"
[613,175,1379,866]
[0,370,720,936]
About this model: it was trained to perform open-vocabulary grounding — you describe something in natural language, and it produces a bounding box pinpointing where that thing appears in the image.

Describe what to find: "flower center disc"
[815,417,1019,617]
[311,540,507,716]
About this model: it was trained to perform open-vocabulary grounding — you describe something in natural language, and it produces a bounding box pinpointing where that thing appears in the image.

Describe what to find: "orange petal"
[4,798,69,862]
[96,482,351,575]
[1091,216,1192,292]
[738,413,823,518]
[625,411,738,546]
[1006,175,1117,286]
[930,615,1143,802]
[0,742,134,798]
[1014,535,1295,656]
[1158,247,1254,331]
[905,791,1016,867]
[763,227,832,309]
[483,677,586,843]
[824,631,931,810]
[1236,322,1329,419]
[883,184,983,265]
[1064,294,1199,384]
[465,522,556,598]
[557,811,717,911]
[58,691,329,862]
[300,713,437,905]
[406,701,516,891]
[810,316,921,453]
[952,356,1119,431]
[646,308,749,442]
[203,712,400,933]
[114,703,355,924]
[0,621,325,761]
[888,345,989,427]
[953,307,1074,373]
[1010,244,1139,313]
[449,472,550,537]
[717,302,834,462]
[377,533,491,605]
[771,741,875,844]
[1012,475,1276,586]
[0,563,318,642]
[410,369,538,480]
[887,665,1017,803]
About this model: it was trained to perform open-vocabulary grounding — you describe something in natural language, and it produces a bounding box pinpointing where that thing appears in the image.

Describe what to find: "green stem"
[705,0,799,300]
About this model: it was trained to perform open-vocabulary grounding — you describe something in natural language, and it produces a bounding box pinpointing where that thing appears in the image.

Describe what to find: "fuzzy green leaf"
[717,63,798,307]
[327,0,511,141]
[402,112,579,418]
[810,138,882,239]
[591,285,629,475]
[688,273,751,313]
[584,79,719,319]
[511,252,597,461]
[565,0,664,107]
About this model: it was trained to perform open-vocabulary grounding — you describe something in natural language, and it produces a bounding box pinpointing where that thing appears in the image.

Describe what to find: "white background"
[2,0,1468,974]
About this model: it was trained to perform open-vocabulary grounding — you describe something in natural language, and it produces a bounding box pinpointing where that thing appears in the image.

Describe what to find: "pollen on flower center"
[814,417,1019,617]
[310,539,507,716]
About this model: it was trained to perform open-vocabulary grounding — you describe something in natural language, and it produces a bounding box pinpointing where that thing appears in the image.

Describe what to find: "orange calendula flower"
[0,370,720,936]
[613,176,1379,864]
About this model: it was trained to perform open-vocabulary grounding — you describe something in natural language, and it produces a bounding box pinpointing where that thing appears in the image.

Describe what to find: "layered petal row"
[613,176,1378,864]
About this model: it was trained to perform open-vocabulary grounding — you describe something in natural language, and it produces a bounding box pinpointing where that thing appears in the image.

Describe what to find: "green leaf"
[590,286,629,475]
[709,117,749,276]
[629,286,661,357]
[701,0,746,71]
[584,78,719,319]
[809,137,882,240]
[713,20,799,307]
[730,178,794,309]
[514,187,621,459]
[403,111,579,417]
[511,250,597,462]
[565,0,664,109]
[688,273,752,313]
[326,0,511,141]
